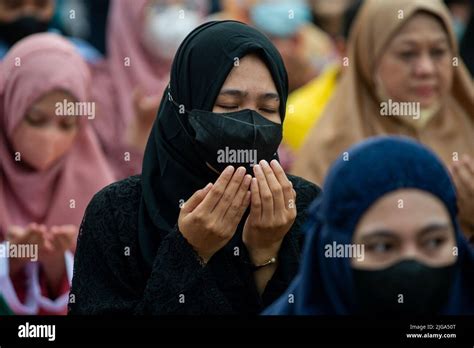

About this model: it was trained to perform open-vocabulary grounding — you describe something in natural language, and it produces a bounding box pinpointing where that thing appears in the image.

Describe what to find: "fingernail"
[205,183,212,189]
[271,159,280,167]
[237,166,245,175]
[260,160,269,167]
[225,165,234,173]
[244,175,252,184]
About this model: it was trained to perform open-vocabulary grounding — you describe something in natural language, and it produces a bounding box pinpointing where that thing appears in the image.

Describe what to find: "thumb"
[181,183,213,214]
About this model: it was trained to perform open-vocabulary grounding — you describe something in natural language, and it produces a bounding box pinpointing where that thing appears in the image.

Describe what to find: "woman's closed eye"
[259,107,278,114]
[430,47,448,59]
[25,113,49,127]
[398,50,417,60]
[216,104,239,110]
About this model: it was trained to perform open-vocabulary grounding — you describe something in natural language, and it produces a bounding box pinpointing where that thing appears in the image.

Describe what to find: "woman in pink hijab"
[90,0,206,179]
[0,33,114,315]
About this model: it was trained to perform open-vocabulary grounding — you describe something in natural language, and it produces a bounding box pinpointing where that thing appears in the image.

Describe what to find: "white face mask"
[142,5,202,61]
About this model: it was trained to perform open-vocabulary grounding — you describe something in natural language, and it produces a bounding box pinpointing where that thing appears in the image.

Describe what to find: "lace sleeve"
[68,179,234,315]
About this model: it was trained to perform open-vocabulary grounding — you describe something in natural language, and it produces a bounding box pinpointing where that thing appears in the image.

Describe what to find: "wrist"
[246,241,282,265]
[196,251,212,266]
[8,257,29,278]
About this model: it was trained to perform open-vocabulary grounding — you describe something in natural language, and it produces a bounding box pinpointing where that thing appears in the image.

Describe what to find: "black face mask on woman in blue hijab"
[353,259,455,316]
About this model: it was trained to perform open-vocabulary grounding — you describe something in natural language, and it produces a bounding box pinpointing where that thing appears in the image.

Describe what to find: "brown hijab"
[292,0,474,186]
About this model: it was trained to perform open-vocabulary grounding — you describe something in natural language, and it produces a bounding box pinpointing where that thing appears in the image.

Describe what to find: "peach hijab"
[292,0,474,185]
[90,0,171,148]
[0,33,114,237]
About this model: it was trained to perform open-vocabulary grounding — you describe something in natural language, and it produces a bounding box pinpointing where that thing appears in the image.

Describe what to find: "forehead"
[390,12,449,45]
[31,90,74,107]
[219,54,278,92]
[354,189,450,237]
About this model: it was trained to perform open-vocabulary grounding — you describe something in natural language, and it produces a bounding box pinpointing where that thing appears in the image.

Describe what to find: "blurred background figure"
[211,0,338,93]
[0,33,114,315]
[309,0,356,38]
[282,0,362,167]
[444,0,473,75]
[444,0,471,42]
[265,137,474,315]
[90,0,207,179]
[0,0,54,57]
[53,0,110,56]
[0,0,101,61]
[292,0,474,240]
[209,0,255,23]
[460,10,473,75]
[249,0,337,93]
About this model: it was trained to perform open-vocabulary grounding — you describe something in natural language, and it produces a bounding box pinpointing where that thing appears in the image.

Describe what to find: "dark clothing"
[69,174,320,315]
[69,21,316,316]
[139,21,289,268]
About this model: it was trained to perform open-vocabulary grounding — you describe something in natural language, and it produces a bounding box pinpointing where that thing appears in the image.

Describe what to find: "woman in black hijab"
[69,21,321,315]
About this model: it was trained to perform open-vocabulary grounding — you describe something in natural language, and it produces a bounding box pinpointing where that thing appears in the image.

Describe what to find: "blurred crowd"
[0,0,473,316]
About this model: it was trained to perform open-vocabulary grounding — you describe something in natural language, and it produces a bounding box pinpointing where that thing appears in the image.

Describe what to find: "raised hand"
[243,159,297,264]
[178,166,252,263]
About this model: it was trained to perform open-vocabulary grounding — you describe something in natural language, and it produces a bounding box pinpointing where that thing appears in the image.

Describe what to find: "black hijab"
[138,21,289,268]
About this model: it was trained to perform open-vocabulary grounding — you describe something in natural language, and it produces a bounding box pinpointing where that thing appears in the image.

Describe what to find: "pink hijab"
[90,0,171,150]
[0,33,114,237]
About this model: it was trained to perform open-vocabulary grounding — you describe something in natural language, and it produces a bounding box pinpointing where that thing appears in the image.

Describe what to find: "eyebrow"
[218,89,247,97]
[396,37,449,46]
[417,222,451,238]
[358,222,451,241]
[359,230,395,241]
[218,89,280,101]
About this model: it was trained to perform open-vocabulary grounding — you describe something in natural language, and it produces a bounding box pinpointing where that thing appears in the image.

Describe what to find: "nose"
[241,100,257,112]
[401,241,421,259]
[413,53,436,76]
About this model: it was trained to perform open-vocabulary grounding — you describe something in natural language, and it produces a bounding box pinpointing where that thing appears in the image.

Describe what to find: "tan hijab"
[292,0,474,186]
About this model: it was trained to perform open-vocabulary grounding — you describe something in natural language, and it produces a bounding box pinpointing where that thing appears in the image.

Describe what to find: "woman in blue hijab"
[264,136,474,315]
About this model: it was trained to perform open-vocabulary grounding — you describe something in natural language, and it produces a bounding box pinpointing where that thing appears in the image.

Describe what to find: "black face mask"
[352,259,455,316]
[187,108,283,174]
[0,16,49,47]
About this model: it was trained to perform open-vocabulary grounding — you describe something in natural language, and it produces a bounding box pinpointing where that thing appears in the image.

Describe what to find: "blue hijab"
[264,136,474,315]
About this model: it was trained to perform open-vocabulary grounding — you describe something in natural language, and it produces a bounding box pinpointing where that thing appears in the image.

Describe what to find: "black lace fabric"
[68,175,321,315]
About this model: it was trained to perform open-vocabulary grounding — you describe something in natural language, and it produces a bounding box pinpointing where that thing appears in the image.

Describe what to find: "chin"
[419,98,439,109]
